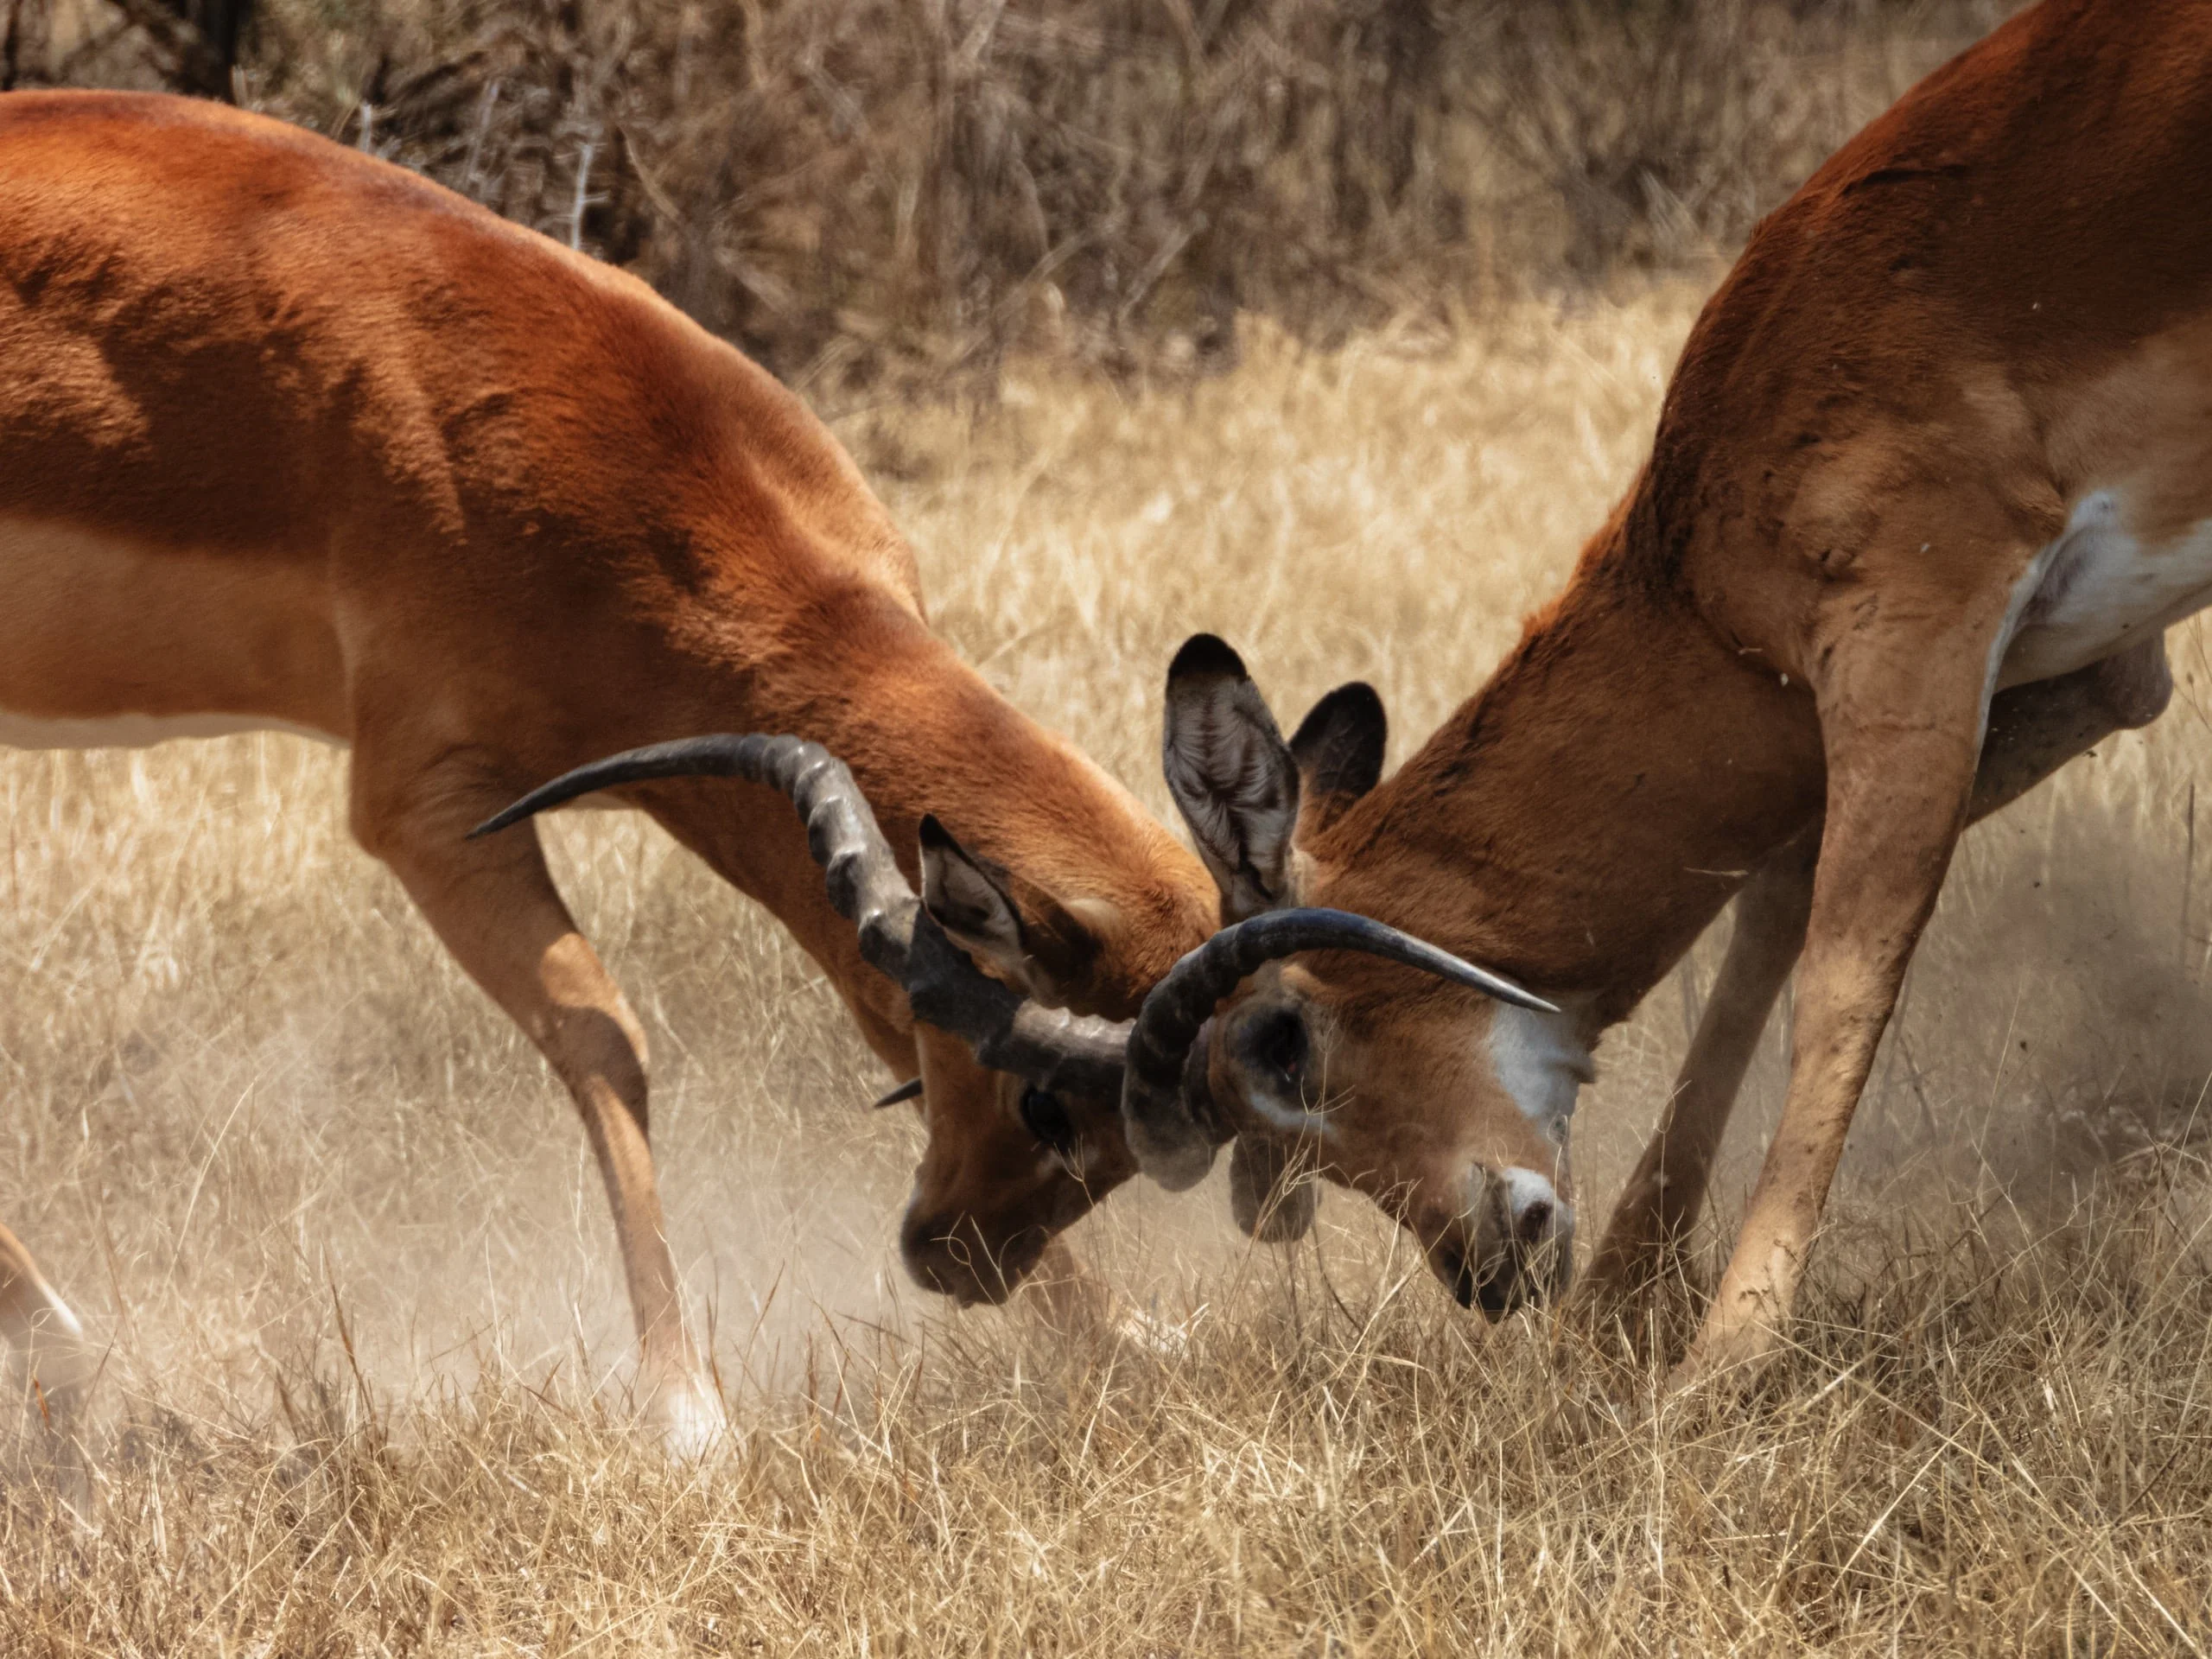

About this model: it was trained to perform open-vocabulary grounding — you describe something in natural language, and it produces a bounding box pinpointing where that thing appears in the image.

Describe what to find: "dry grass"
[6,287,2212,1650]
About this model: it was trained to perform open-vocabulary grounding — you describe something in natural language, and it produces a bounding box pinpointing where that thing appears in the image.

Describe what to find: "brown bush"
[9,0,2024,389]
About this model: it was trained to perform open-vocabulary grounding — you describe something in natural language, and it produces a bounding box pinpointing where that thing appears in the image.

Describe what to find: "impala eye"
[1019,1087,1077,1158]
[1246,1009,1307,1088]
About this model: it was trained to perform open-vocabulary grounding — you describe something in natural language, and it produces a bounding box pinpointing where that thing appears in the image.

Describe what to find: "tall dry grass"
[3,288,2212,1649]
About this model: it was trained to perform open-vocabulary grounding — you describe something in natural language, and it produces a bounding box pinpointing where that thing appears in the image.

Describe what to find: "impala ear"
[1288,682,1386,839]
[919,815,1108,1005]
[1161,634,1301,922]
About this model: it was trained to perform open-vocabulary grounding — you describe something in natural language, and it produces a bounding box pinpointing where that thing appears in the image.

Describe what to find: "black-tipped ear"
[1161,634,1301,922]
[1289,682,1386,838]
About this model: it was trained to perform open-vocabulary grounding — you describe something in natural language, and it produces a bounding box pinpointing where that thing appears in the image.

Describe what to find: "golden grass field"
[5,284,2212,1652]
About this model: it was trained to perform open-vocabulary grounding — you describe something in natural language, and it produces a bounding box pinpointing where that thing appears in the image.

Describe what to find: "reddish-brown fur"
[0,91,1215,1437]
[1204,0,2212,1381]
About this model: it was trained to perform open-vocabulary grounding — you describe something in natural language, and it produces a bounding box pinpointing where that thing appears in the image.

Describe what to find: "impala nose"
[1422,1166,1574,1319]
[899,1200,1052,1306]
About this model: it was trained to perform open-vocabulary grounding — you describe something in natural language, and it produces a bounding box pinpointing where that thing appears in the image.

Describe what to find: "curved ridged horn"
[470,735,1131,1099]
[1121,907,1556,1190]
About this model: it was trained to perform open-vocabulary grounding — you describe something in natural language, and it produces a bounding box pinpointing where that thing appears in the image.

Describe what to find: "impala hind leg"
[1973,635,2171,809]
[1588,634,2172,1319]
[352,767,722,1451]
[0,1221,94,1428]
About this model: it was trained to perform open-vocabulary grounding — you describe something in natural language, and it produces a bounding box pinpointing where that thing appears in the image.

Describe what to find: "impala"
[1117,0,2212,1386]
[0,87,1249,1440]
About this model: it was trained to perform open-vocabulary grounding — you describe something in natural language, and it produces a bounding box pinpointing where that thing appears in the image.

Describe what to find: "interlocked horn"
[1120,907,1556,1190]
[471,735,1130,1099]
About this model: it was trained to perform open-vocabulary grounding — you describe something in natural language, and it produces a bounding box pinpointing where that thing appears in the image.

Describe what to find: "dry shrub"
[1464,0,1851,275]
[11,0,2021,386]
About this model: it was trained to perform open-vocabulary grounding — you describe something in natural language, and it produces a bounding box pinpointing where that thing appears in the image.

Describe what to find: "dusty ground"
[3,286,2211,1652]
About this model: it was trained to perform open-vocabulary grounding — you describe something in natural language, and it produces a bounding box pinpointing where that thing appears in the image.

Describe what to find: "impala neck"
[1313,521,1826,1030]
[620,582,1211,1021]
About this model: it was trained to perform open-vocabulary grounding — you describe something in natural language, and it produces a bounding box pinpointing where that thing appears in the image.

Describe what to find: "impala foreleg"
[0,1221,94,1427]
[1672,612,1997,1389]
[1584,829,1818,1308]
[1594,634,2171,1317]
[352,766,721,1448]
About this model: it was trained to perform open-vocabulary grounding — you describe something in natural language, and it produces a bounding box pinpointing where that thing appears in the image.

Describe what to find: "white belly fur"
[0,515,352,752]
[2000,490,2212,687]
[0,710,343,751]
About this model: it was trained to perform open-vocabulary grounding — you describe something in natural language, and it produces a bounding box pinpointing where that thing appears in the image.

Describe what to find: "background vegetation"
[10,0,2015,385]
[11,0,2212,1650]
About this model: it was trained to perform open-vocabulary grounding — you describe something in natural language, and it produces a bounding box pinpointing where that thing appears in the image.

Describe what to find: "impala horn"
[469,735,1130,1101]
[1121,907,1556,1191]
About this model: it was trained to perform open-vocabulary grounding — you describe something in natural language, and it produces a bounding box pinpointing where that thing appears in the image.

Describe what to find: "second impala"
[1114,0,2212,1389]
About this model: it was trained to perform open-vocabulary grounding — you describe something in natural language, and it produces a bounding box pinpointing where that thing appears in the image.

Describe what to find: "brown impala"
[1117,0,2212,1387]
[0,88,1221,1441]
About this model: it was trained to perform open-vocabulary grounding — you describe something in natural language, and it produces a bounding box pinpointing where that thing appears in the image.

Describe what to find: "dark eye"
[1245,1009,1307,1087]
[1020,1087,1078,1157]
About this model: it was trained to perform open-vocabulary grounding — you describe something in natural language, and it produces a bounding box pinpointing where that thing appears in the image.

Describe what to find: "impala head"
[893,1023,1139,1303]
[1122,637,1585,1317]
[892,817,1168,1303]
[472,731,1181,1308]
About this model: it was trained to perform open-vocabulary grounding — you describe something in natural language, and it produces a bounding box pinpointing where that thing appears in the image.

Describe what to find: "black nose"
[1423,1169,1573,1320]
[900,1213,1006,1304]
[1513,1194,1554,1246]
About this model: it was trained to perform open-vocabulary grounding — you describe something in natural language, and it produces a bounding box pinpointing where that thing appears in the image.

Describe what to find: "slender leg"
[0,1220,93,1427]
[1670,602,2000,1388]
[1585,634,2172,1309]
[351,753,722,1450]
[1582,829,1819,1306]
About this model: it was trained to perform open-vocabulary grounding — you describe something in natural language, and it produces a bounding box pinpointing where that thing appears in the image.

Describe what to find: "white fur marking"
[1498,1166,1569,1228]
[1485,1002,1593,1146]
[0,710,342,751]
[1247,1088,1335,1140]
[2003,492,2212,687]
[1980,541,2058,741]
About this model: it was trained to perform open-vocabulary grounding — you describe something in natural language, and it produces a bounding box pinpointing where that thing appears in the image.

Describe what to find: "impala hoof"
[642,1371,728,1459]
